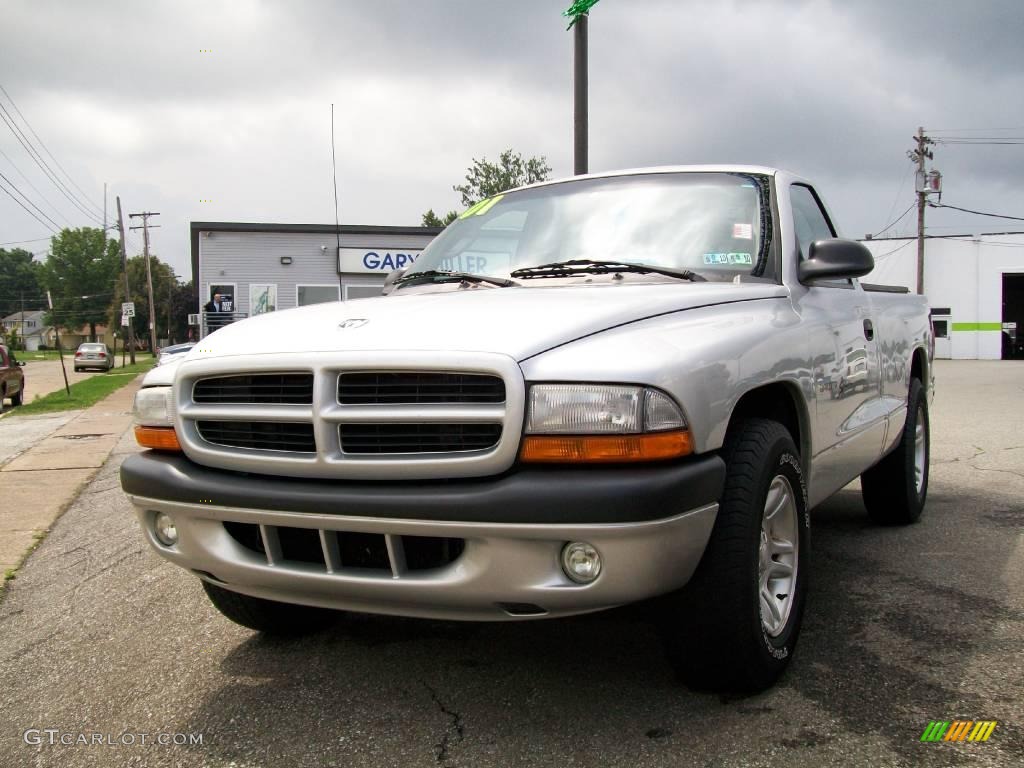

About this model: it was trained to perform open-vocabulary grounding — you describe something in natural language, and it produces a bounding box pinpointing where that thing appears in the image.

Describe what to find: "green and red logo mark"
[921,720,997,743]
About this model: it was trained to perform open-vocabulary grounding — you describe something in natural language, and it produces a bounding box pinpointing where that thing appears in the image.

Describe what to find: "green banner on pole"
[563,0,600,30]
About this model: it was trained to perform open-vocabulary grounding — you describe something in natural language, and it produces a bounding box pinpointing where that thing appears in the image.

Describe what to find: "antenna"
[331,104,341,256]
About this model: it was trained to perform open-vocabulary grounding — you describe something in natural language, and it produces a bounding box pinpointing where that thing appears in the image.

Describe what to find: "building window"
[933,320,948,338]
[297,284,340,306]
[249,284,277,315]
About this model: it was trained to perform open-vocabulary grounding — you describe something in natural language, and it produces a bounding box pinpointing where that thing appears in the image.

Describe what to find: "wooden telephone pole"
[129,211,160,356]
[115,197,136,364]
[910,127,934,295]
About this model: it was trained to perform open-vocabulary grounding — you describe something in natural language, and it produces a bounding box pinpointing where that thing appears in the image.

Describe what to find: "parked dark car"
[74,342,114,372]
[0,344,25,407]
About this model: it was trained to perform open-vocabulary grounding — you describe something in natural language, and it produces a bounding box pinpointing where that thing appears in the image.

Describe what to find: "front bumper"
[121,452,724,620]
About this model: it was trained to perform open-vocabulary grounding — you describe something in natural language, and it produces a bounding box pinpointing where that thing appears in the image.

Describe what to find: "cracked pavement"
[0,360,1021,767]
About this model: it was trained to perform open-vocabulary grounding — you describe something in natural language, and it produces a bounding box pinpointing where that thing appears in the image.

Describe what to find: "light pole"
[564,1,601,175]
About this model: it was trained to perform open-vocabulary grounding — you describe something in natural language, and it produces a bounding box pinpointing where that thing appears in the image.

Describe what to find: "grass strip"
[15,360,155,415]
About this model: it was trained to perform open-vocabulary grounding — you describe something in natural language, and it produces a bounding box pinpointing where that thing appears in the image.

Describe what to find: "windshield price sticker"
[733,223,753,239]
[703,252,753,266]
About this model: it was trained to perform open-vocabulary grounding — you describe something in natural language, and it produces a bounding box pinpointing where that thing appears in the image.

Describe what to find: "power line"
[928,202,1024,222]
[0,175,59,233]
[871,201,916,239]
[870,239,915,261]
[0,102,104,225]
[0,169,62,230]
[928,126,1024,132]
[0,236,52,246]
[0,146,73,227]
[0,83,106,217]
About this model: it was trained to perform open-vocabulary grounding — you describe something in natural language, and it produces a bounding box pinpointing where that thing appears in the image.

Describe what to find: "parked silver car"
[74,342,113,372]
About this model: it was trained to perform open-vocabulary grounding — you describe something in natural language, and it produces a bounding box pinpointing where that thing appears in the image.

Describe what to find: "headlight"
[526,384,685,434]
[134,386,174,427]
[521,384,692,463]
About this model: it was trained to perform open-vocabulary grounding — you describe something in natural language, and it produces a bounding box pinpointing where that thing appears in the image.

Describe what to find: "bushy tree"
[422,149,551,227]
[0,248,44,320]
[39,228,120,341]
[109,254,178,345]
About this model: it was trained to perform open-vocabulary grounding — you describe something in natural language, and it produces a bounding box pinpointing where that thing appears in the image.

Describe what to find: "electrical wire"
[871,201,916,239]
[0,83,105,217]
[928,202,1024,222]
[0,236,52,246]
[0,170,62,230]
[869,239,915,261]
[0,176,59,233]
[0,146,73,227]
[0,104,104,225]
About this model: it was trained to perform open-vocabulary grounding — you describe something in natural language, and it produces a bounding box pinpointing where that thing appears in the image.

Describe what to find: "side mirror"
[798,239,875,283]
[17,361,25,367]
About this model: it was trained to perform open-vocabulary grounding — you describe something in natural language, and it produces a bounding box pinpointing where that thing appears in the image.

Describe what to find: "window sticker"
[458,194,505,219]
[703,253,730,265]
[728,252,753,265]
[733,222,753,239]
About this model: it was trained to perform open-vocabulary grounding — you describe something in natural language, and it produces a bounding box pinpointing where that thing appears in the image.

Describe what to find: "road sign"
[121,302,136,317]
[121,314,130,327]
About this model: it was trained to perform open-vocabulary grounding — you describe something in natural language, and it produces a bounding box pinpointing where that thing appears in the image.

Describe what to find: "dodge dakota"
[120,166,933,691]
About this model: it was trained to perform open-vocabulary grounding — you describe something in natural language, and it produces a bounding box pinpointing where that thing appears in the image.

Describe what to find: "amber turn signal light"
[134,425,182,451]
[519,430,693,463]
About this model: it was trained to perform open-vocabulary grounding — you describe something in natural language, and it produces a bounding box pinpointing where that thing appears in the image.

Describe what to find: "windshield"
[411,172,770,283]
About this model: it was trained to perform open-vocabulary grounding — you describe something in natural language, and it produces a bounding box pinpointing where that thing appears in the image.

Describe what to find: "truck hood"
[194,282,787,363]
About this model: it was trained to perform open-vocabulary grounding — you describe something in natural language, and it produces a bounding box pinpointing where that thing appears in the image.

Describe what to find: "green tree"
[39,228,120,341]
[0,248,44,321]
[109,254,179,347]
[422,149,552,227]
[422,209,458,228]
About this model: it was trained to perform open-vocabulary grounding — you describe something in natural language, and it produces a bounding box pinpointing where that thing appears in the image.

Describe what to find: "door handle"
[863,319,874,341]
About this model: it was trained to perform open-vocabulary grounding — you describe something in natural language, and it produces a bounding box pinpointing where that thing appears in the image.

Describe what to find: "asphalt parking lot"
[0,360,1021,768]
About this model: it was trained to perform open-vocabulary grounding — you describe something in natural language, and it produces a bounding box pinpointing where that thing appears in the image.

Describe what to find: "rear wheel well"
[727,383,808,467]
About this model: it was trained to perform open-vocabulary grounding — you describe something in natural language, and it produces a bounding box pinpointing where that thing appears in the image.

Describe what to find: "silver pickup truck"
[120,166,933,691]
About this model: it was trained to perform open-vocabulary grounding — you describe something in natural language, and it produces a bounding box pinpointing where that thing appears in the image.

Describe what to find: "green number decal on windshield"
[458,195,505,219]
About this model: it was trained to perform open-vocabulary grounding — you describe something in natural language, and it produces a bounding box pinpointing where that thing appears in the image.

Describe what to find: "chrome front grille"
[223,521,465,577]
[193,373,313,404]
[174,352,524,480]
[196,421,316,453]
[338,372,505,404]
[339,423,503,454]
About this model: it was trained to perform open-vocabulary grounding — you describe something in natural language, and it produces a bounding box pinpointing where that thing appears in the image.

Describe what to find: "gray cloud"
[2,0,1022,275]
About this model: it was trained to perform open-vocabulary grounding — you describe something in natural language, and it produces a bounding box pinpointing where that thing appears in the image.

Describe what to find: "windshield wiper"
[509,259,706,282]
[392,269,517,289]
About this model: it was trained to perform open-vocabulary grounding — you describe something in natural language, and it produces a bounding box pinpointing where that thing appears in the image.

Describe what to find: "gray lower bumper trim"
[120,451,725,525]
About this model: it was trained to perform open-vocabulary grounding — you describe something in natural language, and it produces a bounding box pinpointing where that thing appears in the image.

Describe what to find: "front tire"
[11,386,23,406]
[201,581,338,634]
[663,418,809,692]
[861,377,929,525]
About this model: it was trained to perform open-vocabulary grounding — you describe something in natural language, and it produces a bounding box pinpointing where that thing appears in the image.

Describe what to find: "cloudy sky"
[2,0,1023,278]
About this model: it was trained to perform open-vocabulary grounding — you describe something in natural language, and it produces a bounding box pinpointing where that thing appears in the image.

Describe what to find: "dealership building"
[862,232,1024,360]
[190,221,441,334]
[191,220,1023,360]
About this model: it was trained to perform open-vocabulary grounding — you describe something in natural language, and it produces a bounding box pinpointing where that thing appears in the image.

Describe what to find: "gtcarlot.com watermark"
[24,729,203,747]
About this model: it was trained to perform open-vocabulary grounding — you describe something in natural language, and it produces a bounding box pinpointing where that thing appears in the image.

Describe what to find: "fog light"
[561,542,601,584]
[153,512,178,547]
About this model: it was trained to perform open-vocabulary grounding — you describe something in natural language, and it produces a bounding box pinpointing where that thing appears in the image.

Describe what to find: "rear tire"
[662,418,809,693]
[201,581,338,634]
[861,377,929,525]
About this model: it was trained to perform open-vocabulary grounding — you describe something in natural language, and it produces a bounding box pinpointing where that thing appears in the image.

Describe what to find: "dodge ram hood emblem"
[338,318,369,329]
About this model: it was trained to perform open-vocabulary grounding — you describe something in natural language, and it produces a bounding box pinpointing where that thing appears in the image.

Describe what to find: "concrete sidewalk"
[0,376,143,577]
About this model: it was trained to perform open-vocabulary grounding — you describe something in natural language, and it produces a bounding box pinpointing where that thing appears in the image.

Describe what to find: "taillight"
[98,352,106,358]
[74,352,82,357]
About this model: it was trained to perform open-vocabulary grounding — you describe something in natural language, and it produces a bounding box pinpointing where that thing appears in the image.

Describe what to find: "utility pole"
[129,211,161,357]
[910,127,934,295]
[573,13,588,175]
[115,197,136,364]
[564,1,598,175]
